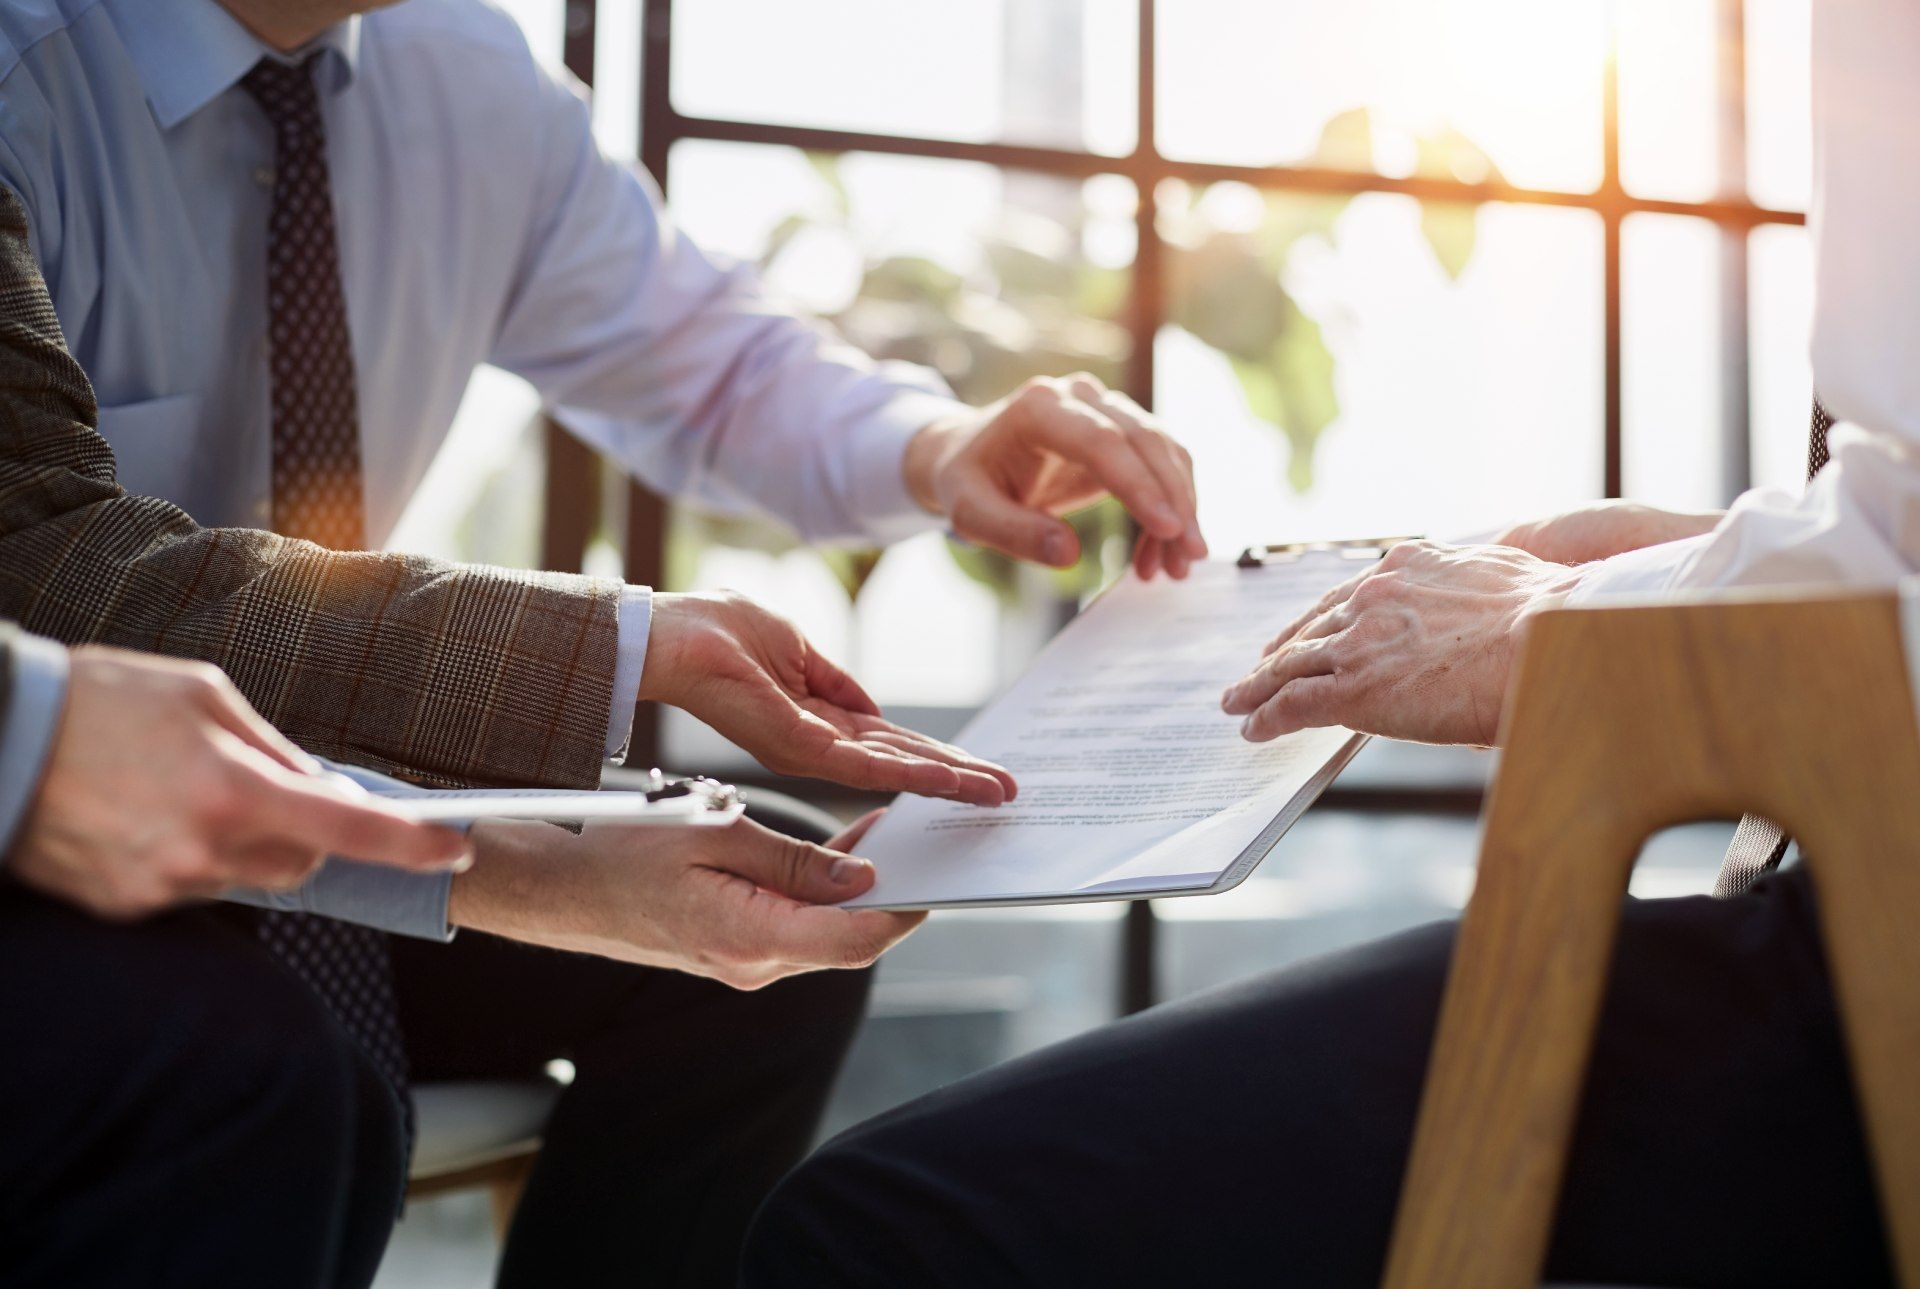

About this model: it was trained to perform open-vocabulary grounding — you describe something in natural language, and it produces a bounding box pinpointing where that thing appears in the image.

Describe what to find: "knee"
[156,936,401,1184]
[741,1135,891,1288]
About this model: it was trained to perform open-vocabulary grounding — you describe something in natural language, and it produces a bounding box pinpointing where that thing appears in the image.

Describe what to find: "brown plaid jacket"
[0,188,622,790]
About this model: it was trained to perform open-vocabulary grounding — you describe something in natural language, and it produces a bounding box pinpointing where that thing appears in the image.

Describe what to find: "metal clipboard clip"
[634,767,744,813]
[1235,535,1421,569]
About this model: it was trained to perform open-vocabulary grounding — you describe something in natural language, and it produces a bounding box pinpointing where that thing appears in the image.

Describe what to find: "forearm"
[446,820,628,958]
[1573,424,1920,603]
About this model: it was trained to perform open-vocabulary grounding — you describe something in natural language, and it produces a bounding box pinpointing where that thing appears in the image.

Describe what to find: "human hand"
[903,373,1209,579]
[11,646,470,920]
[1220,540,1586,748]
[641,591,1015,805]
[451,808,920,989]
[1495,500,1722,566]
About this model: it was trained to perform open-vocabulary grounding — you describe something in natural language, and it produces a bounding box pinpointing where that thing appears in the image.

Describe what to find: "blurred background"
[378,1,1809,1281]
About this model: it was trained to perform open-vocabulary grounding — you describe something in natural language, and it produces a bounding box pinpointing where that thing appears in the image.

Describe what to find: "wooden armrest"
[1382,589,1920,1288]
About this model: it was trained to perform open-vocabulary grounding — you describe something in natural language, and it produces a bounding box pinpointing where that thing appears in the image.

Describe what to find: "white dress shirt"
[1572,0,1920,602]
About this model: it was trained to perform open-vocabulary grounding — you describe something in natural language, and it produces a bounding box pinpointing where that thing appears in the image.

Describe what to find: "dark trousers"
[0,796,870,1289]
[743,866,1894,1288]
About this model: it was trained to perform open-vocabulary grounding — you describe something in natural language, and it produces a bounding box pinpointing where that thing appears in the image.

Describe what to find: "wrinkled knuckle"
[1016,378,1058,407]
[1378,542,1416,570]
[1350,573,1398,609]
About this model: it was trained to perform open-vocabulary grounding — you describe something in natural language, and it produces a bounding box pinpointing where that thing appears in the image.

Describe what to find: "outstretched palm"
[641,591,1015,806]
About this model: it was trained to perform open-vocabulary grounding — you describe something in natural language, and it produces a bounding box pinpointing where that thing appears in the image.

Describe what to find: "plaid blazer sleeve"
[0,187,623,790]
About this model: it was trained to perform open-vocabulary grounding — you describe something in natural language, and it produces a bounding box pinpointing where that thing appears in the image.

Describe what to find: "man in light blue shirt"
[0,0,1208,1281]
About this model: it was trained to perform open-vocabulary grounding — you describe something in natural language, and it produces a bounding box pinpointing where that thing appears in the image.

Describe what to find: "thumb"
[246,770,472,872]
[948,468,1080,568]
[708,821,876,905]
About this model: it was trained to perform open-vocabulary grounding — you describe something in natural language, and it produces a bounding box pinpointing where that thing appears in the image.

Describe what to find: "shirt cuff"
[0,632,70,861]
[219,758,458,940]
[606,583,652,760]
[1564,533,1718,605]
[844,387,965,548]
[222,862,456,941]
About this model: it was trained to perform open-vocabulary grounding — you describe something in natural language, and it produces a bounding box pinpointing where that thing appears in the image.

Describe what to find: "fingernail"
[1043,533,1072,565]
[829,857,870,886]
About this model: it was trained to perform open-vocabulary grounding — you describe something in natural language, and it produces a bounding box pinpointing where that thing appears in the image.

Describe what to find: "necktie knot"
[241,54,325,140]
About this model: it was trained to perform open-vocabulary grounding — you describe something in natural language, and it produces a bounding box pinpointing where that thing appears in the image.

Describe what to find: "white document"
[848,557,1371,909]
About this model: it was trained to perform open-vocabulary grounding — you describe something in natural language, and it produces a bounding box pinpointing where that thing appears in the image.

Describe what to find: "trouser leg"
[391,787,869,1288]
[742,867,1890,1288]
[0,886,403,1289]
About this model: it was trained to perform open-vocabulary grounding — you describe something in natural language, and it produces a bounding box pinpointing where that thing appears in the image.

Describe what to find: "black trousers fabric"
[743,867,1894,1288]
[0,792,869,1289]
[0,887,406,1289]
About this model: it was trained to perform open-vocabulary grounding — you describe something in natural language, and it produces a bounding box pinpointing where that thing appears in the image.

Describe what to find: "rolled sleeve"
[0,632,69,860]
[1564,533,1717,604]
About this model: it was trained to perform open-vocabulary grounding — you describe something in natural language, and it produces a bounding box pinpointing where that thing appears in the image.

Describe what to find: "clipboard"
[845,541,1408,910]
[362,769,747,827]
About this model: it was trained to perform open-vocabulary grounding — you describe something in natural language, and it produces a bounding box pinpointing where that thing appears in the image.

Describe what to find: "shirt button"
[253,166,275,189]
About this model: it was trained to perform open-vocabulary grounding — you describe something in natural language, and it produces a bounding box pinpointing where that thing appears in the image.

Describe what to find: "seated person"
[0,1,1197,1283]
[740,3,1916,1285]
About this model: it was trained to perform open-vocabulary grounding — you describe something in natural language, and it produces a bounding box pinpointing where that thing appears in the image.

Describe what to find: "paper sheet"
[848,558,1367,908]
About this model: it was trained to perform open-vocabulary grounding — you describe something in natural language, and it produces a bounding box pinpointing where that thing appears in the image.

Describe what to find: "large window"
[394,1,1809,774]
[659,0,1809,768]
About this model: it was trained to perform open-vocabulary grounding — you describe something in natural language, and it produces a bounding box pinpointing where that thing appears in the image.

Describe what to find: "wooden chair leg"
[1382,593,1920,1289]
[1795,793,1920,1281]
[489,1154,535,1241]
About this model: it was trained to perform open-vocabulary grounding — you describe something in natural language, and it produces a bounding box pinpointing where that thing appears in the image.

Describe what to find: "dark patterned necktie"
[242,56,413,1149]
[1713,401,1834,898]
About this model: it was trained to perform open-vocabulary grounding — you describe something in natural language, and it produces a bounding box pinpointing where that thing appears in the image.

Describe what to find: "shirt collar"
[109,0,363,130]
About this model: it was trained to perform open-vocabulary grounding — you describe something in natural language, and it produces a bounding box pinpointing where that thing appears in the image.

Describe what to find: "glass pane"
[663,141,1137,734]
[1156,0,1606,194]
[1616,0,1719,202]
[1157,186,1602,554]
[671,0,1138,156]
[1622,214,1725,510]
[1746,0,1812,211]
[1749,222,1814,492]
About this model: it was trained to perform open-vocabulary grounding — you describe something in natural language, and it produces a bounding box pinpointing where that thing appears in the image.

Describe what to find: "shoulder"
[0,0,100,90]
[363,0,545,70]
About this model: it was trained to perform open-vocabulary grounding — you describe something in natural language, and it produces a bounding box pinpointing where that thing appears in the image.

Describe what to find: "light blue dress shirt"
[0,629,69,860]
[0,0,957,937]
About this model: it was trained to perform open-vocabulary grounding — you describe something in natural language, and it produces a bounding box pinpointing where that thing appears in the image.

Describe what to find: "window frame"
[544,0,1808,1012]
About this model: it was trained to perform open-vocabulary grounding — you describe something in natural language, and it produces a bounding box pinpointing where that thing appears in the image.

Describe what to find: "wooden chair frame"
[1383,590,1920,1288]
[407,1149,538,1237]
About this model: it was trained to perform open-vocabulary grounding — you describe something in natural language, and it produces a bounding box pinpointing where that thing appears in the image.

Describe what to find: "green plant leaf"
[1413,128,1501,281]
[1309,106,1374,170]
[1170,232,1293,363]
[803,150,850,217]
[861,255,966,307]
[817,547,884,601]
[1419,201,1479,280]
[1269,305,1340,492]
[944,539,1022,604]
